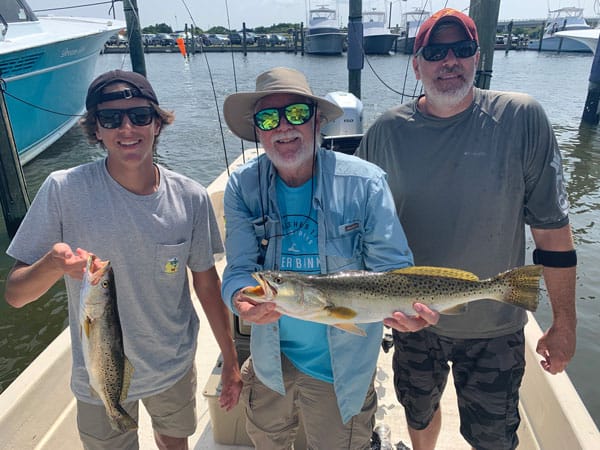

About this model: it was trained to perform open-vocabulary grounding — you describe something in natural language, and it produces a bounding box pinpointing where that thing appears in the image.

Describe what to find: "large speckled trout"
[242,265,543,336]
[79,255,137,432]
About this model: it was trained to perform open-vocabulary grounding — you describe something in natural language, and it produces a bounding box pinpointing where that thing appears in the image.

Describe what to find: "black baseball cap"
[85,69,159,110]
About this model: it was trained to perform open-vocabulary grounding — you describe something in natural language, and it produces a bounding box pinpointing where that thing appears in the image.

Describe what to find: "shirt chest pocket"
[324,221,363,272]
[154,241,190,282]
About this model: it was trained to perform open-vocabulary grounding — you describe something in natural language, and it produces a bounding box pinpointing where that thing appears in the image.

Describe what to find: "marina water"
[0,50,598,427]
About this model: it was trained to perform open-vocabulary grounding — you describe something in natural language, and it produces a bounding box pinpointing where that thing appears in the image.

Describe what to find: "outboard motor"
[321,91,364,154]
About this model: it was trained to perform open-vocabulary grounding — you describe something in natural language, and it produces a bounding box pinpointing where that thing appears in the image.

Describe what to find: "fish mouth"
[86,255,111,286]
[242,273,277,301]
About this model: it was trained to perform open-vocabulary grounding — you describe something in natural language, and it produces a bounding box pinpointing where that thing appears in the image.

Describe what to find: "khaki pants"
[77,365,197,450]
[241,355,376,450]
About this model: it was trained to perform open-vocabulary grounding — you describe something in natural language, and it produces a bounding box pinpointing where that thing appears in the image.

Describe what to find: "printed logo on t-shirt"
[164,257,179,274]
[280,214,320,273]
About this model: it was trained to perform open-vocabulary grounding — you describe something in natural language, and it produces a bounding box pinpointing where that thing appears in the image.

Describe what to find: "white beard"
[421,66,476,111]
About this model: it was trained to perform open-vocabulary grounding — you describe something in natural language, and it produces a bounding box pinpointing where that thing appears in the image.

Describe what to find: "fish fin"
[495,264,542,312]
[327,306,358,319]
[333,323,366,336]
[119,357,135,403]
[440,304,467,315]
[392,266,480,281]
[82,317,91,338]
[109,406,138,432]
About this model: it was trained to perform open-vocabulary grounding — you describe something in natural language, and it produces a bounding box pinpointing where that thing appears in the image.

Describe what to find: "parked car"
[269,34,288,46]
[142,33,156,45]
[244,32,257,45]
[197,34,211,46]
[155,33,176,46]
[228,32,242,45]
[256,34,269,46]
[106,33,128,47]
[207,34,230,45]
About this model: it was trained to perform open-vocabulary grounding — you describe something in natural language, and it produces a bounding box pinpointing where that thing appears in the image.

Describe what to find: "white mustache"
[269,131,302,145]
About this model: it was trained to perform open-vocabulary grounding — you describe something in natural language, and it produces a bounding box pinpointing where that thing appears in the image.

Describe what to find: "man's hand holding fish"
[383,303,439,332]
[232,289,281,324]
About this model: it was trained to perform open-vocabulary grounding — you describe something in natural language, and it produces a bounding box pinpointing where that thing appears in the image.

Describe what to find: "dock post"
[505,20,513,55]
[0,85,30,238]
[300,22,305,56]
[242,23,248,57]
[537,22,546,52]
[470,0,500,90]
[347,0,363,99]
[581,39,600,125]
[122,0,147,76]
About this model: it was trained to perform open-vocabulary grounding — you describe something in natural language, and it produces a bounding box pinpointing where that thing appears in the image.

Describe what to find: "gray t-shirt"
[7,158,224,402]
[356,88,569,338]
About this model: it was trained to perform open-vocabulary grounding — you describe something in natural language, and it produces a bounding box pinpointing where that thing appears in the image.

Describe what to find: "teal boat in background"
[0,0,124,164]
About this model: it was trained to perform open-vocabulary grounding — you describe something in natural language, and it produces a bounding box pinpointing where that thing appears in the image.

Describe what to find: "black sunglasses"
[417,40,478,62]
[95,106,156,129]
[253,103,314,131]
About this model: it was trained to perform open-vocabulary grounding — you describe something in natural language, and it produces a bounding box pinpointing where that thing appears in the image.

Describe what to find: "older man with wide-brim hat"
[220,67,437,449]
[223,67,343,187]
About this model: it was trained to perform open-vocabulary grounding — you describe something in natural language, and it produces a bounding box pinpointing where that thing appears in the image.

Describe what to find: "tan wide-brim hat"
[223,67,343,141]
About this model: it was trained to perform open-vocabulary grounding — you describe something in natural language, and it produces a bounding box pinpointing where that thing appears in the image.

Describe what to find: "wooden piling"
[347,0,363,99]
[470,0,500,90]
[122,0,147,76]
[0,86,30,238]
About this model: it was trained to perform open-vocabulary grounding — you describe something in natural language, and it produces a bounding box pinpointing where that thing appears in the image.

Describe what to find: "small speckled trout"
[242,265,543,336]
[79,255,137,432]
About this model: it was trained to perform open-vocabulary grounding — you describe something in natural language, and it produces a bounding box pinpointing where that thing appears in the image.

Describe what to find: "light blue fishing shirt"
[222,148,413,423]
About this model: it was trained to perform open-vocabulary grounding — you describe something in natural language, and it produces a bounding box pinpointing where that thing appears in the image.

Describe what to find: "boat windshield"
[0,0,37,23]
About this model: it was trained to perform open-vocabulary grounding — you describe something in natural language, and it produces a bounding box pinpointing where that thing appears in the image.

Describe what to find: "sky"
[26,1,600,31]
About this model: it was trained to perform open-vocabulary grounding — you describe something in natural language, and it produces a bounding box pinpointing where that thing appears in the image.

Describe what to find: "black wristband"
[532,249,577,268]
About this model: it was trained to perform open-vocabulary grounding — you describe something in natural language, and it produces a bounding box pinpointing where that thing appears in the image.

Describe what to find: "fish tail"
[495,264,543,312]
[109,405,138,432]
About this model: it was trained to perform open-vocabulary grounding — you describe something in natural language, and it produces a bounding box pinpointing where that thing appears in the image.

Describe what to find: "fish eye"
[274,276,282,283]
[101,280,109,288]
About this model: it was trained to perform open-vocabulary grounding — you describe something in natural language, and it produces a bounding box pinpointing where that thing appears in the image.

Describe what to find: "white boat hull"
[555,29,600,54]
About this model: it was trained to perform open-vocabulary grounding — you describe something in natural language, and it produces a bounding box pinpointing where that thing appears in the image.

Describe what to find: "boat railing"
[0,15,8,40]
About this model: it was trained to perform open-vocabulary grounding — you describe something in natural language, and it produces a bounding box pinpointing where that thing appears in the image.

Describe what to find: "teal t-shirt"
[276,175,332,383]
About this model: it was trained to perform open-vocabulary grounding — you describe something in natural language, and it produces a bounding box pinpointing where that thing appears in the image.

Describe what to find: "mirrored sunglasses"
[95,106,156,129]
[253,103,314,131]
[417,40,478,62]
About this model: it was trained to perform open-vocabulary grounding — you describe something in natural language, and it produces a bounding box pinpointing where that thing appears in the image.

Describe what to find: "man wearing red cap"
[356,8,576,450]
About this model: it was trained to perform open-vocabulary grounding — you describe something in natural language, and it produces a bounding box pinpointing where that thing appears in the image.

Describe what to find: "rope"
[0,79,84,117]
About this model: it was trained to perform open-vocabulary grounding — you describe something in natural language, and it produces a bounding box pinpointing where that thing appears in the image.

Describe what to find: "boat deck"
[1,150,599,449]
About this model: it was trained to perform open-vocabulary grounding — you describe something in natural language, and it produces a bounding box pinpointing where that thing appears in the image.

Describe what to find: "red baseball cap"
[413,8,478,55]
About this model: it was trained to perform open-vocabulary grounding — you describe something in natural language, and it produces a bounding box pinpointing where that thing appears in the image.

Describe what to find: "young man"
[356,9,577,450]
[5,70,242,450]
[220,67,438,449]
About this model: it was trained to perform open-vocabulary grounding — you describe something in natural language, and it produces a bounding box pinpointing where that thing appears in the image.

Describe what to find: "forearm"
[193,269,238,365]
[5,253,64,308]
[543,266,577,328]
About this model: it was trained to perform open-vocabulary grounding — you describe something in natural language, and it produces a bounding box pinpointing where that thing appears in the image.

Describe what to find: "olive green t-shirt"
[356,88,569,338]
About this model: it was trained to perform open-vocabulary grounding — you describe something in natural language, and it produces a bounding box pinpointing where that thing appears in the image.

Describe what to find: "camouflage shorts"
[392,329,525,450]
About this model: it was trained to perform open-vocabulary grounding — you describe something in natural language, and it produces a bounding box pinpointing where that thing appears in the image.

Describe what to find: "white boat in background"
[527,6,593,53]
[396,7,430,54]
[0,0,124,164]
[305,4,346,55]
[555,28,600,53]
[362,8,400,54]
